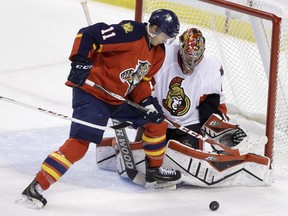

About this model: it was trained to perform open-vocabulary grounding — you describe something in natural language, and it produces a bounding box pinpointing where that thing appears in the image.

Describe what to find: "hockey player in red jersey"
[19,9,180,209]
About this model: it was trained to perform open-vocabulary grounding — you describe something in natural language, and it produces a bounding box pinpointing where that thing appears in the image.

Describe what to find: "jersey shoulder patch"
[84,21,146,45]
[114,20,146,42]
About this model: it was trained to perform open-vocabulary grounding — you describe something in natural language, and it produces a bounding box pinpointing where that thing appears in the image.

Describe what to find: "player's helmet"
[148,9,180,38]
[179,28,205,75]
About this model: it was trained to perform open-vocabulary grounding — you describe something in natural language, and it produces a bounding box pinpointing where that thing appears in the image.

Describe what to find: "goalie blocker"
[96,114,271,187]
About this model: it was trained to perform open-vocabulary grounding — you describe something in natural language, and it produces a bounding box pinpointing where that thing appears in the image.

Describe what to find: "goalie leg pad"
[116,141,146,178]
[163,140,271,187]
[96,137,118,171]
[96,137,146,176]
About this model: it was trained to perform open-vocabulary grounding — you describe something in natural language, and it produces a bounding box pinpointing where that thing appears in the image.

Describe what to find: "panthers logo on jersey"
[121,22,133,33]
[120,60,151,95]
[162,77,190,116]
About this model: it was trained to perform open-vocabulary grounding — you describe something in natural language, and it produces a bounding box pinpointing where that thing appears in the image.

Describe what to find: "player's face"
[150,32,175,46]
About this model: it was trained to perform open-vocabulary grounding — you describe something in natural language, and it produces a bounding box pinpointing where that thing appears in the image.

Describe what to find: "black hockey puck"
[209,201,219,211]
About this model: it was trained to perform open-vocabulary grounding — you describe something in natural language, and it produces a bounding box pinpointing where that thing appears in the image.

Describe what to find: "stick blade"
[126,168,146,186]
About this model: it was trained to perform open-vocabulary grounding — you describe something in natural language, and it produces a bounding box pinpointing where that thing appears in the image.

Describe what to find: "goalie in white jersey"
[96,28,271,187]
[152,28,227,149]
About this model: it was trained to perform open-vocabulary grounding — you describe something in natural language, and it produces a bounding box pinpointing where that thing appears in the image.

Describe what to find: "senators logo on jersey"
[120,60,151,95]
[163,77,190,116]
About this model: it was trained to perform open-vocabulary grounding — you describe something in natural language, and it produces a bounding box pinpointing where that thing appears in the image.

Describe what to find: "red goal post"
[134,0,288,170]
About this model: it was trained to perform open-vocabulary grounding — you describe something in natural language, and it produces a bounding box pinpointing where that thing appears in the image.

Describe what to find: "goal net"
[135,0,288,171]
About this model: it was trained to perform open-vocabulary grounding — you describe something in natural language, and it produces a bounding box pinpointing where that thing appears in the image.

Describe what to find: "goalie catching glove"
[201,114,249,153]
[68,55,92,87]
[140,96,165,124]
[200,113,268,155]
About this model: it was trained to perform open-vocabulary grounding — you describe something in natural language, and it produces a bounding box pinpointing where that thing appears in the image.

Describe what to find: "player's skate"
[145,160,181,189]
[16,180,47,209]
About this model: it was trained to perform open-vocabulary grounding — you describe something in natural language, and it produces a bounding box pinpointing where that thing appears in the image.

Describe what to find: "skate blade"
[15,195,44,209]
[145,179,181,189]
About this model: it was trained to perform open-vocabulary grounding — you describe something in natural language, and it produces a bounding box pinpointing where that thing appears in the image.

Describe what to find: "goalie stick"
[0,96,131,131]
[85,79,243,156]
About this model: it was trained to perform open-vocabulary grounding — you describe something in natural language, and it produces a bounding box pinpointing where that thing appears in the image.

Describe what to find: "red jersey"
[67,20,165,105]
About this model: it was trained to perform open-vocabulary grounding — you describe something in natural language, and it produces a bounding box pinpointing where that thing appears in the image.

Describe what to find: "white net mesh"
[140,0,288,171]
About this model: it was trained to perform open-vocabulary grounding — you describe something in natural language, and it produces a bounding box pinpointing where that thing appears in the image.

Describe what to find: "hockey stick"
[81,0,92,26]
[112,119,146,186]
[80,1,146,185]
[85,79,242,156]
[0,96,131,131]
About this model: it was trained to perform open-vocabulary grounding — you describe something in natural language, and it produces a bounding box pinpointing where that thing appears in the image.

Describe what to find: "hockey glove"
[140,96,165,124]
[201,113,247,148]
[68,56,92,87]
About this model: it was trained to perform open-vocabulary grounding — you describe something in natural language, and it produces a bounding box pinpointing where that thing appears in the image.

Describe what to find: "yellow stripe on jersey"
[76,33,83,38]
[95,44,103,52]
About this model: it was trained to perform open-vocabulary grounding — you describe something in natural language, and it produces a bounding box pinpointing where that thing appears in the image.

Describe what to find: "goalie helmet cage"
[134,0,288,171]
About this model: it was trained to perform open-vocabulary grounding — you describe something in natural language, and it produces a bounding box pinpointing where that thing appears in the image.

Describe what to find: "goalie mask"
[179,28,205,75]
